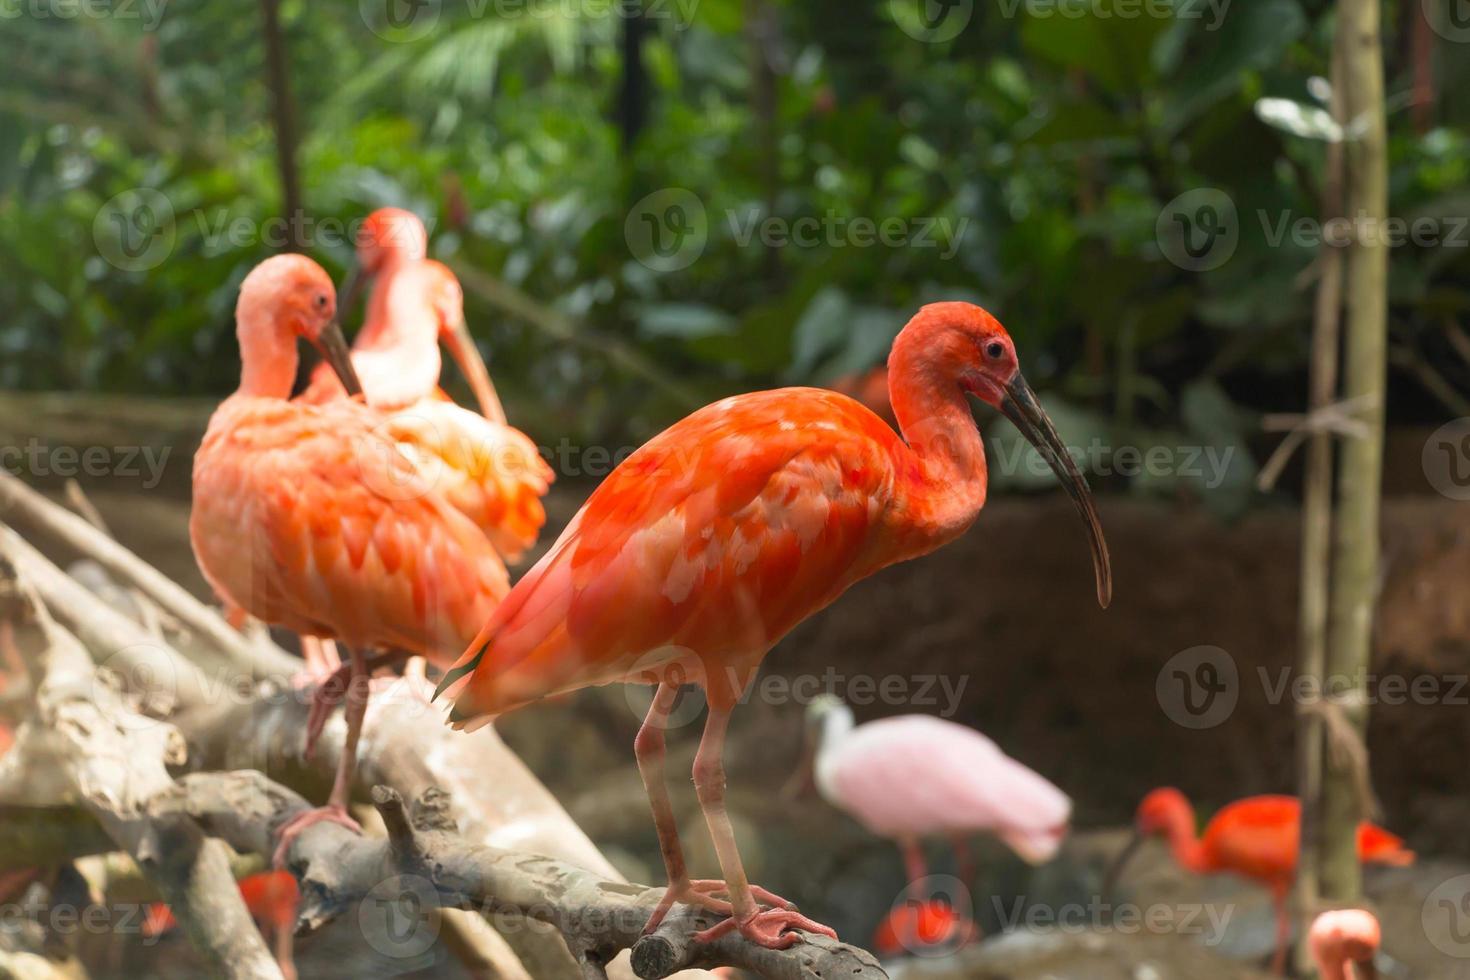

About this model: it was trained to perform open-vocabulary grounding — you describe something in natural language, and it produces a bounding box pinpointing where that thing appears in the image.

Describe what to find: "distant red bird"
[438,302,1111,948]
[871,896,977,959]
[147,872,299,979]
[1110,789,1412,975]
[1308,908,1381,980]
[192,255,509,863]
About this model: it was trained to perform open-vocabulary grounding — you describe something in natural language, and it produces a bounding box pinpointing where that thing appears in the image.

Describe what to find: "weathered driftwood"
[166,773,886,980]
[0,548,283,980]
[0,470,297,681]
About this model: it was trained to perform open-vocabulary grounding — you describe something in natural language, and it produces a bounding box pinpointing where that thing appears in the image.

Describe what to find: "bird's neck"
[235,309,298,399]
[1313,950,1359,980]
[1159,801,1211,874]
[888,336,989,545]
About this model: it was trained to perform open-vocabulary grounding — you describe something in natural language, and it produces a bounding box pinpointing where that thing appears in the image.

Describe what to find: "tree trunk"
[258,0,303,251]
[1320,0,1389,906]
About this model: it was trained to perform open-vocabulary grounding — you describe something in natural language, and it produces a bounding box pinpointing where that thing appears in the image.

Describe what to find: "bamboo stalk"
[1320,0,1389,906]
[1291,30,1347,974]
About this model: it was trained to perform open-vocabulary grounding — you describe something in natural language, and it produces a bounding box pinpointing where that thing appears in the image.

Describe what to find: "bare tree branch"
[0,542,282,980]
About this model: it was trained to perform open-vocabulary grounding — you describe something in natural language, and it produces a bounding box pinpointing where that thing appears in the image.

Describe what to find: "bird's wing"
[190,396,507,660]
[373,401,553,562]
[439,388,904,724]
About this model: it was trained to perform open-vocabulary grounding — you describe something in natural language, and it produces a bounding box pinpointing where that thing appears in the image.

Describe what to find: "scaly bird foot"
[692,907,838,949]
[643,879,797,935]
[272,805,360,869]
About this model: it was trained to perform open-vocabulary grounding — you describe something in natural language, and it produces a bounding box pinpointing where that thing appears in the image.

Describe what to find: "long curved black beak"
[311,320,363,398]
[1000,373,1112,608]
[1100,830,1144,908]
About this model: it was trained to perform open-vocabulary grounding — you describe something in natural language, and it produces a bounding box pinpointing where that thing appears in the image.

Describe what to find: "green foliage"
[1,0,1465,511]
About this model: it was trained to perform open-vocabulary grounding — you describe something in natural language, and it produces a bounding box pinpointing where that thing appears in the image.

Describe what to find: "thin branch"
[0,472,298,681]
[0,541,282,980]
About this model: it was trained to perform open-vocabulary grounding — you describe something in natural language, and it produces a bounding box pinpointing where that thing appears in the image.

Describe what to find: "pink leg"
[1270,889,1289,976]
[272,920,297,980]
[637,684,797,933]
[686,705,838,950]
[274,646,367,867]
[949,833,975,890]
[900,837,928,898]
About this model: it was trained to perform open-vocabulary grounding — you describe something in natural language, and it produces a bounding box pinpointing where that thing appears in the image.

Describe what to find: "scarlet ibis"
[1308,908,1380,980]
[305,207,504,423]
[437,302,1111,948]
[1107,789,1412,974]
[191,254,509,863]
[871,896,978,960]
[146,871,300,979]
[804,696,1069,904]
[300,207,553,563]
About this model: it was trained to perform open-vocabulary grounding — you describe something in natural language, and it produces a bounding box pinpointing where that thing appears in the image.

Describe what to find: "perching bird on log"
[191,254,509,864]
[802,695,1069,948]
[299,207,553,564]
[437,302,1111,949]
[1107,789,1412,975]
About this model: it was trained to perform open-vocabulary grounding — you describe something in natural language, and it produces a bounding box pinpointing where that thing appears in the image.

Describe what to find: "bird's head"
[1309,909,1381,978]
[1134,786,1191,837]
[337,207,429,321]
[237,254,361,397]
[1101,787,1192,905]
[893,302,1111,608]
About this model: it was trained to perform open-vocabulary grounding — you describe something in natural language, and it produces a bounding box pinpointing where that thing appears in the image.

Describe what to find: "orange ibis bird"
[436,302,1111,948]
[191,254,509,864]
[1308,909,1381,980]
[303,207,503,422]
[300,207,553,564]
[147,871,300,979]
[1108,789,1412,974]
[803,696,1069,913]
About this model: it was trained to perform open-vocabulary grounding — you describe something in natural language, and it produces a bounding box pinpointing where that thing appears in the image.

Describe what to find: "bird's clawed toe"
[691,908,838,949]
[272,805,361,869]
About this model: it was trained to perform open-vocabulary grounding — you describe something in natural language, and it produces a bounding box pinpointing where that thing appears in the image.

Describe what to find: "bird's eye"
[315,294,328,309]
[985,341,1005,359]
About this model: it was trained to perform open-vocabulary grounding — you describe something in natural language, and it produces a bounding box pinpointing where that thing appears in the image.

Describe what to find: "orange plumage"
[1126,788,1411,974]
[438,302,1111,949]
[191,254,512,856]
[297,207,552,562]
